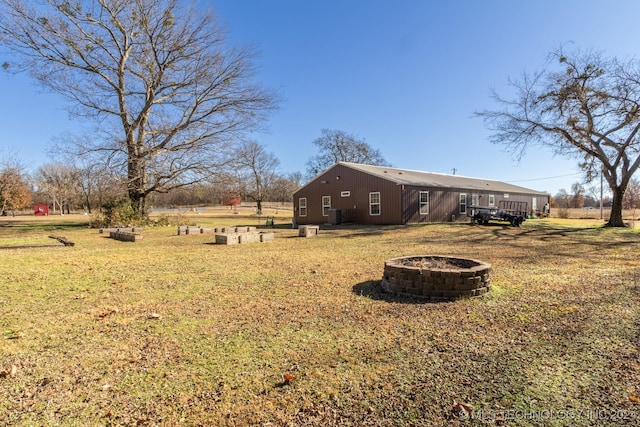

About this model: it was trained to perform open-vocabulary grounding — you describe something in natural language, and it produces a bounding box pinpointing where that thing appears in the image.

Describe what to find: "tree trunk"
[606,186,626,227]
[128,188,147,217]
[127,154,147,217]
[84,191,92,214]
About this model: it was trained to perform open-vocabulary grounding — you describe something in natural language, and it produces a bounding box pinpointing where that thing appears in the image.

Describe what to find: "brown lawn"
[0,209,639,426]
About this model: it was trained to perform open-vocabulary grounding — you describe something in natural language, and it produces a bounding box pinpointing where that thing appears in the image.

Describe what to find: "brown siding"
[402,187,551,223]
[293,164,403,225]
[403,186,471,223]
[294,164,550,225]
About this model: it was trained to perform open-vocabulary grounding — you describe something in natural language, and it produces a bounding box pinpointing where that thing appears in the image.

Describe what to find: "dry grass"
[552,207,640,224]
[1,210,639,426]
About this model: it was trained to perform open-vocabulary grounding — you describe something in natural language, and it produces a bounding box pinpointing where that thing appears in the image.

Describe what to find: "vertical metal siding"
[293,165,550,225]
[293,164,403,225]
[402,187,550,223]
[402,186,466,223]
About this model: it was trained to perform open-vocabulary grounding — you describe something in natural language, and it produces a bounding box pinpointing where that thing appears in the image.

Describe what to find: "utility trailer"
[469,200,529,227]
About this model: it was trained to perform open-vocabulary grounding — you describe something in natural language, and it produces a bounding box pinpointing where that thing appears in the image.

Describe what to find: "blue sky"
[2,0,640,196]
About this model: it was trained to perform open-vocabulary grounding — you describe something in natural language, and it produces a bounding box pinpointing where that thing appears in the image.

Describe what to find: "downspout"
[401,184,405,224]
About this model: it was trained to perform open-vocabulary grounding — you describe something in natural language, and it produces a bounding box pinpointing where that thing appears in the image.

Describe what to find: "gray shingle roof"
[339,162,549,195]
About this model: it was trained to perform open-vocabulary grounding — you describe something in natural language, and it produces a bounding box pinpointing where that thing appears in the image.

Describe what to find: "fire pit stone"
[381,255,491,300]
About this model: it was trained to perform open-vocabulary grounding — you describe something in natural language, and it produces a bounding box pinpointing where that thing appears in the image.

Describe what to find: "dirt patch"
[399,256,480,270]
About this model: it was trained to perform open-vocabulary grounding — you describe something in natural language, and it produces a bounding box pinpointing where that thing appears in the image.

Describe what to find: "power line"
[508,172,582,183]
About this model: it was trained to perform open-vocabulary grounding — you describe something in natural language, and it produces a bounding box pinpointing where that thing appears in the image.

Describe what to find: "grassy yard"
[1,209,639,426]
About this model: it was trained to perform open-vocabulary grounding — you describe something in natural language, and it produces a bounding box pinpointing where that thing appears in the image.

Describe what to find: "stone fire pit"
[381,255,491,300]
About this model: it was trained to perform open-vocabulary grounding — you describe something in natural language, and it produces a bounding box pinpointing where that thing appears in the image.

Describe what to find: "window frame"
[369,192,381,216]
[322,195,331,217]
[488,194,495,206]
[459,194,467,214]
[299,197,307,217]
[419,191,429,215]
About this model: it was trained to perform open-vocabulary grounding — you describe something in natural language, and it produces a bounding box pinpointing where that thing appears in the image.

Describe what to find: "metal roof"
[337,162,549,195]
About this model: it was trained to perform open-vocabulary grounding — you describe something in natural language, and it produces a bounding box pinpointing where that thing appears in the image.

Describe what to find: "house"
[293,162,550,225]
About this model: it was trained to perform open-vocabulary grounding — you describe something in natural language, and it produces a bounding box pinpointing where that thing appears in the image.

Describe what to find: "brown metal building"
[293,162,550,225]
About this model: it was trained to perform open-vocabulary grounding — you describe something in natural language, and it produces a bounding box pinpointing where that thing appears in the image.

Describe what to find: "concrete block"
[109,230,142,242]
[215,233,239,245]
[186,226,201,235]
[259,232,274,242]
[239,232,260,243]
[299,225,319,237]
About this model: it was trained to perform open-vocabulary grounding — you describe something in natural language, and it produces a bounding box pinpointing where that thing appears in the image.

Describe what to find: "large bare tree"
[305,129,389,179]
[235,140,279,214]
[477,48,640,227]
[0,0,276,215]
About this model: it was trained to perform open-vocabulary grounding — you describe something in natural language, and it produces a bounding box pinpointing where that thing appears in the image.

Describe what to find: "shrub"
[152,213,194,227]
[90,199,148,228]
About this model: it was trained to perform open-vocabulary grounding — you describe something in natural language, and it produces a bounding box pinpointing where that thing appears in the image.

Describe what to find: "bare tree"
[206,172,244,206]
[76,160,124,213]
[306,129,389,179]
[36,163,81,214]
[235,141,279,214]
[477,47,640,227]
[554,189,571,209]
[570,182,585,208]
[268,172,302,204]
[0,0,277,216]
[623,178,640,209]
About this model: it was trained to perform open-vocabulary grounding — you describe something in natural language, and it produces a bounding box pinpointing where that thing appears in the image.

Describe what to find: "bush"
[89,199,148,228]
[152,213,194,227]
[556,207,570,219]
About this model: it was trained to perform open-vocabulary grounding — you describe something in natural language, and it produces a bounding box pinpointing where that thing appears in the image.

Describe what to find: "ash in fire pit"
[381,255,491,301]
[400,256,480,270]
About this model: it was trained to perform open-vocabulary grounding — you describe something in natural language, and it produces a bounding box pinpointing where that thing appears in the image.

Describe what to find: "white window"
[369,192,381,215]
[322,196,331,216]
[459,194,467,214]
[532,197,537,211]
[419,191,429,215]
[488,194,495,206]
[299,198,307,217]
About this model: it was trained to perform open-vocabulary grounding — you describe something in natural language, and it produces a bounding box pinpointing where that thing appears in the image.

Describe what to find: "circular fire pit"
[381,256,491,300]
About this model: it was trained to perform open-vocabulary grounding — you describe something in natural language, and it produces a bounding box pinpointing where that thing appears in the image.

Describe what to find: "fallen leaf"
[6,332,25,340]
[0,365,16,378]
[147,313,162,320]
[452,401,473,417]
[283,373,296,383]
[630,395,639,403]
[98,309,118,319]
